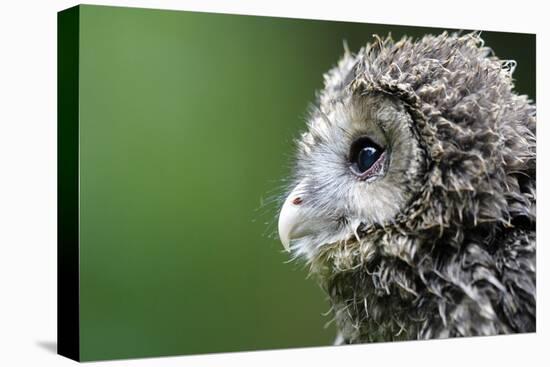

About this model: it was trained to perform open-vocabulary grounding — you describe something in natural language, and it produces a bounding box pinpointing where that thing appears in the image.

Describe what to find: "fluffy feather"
[284,32,536,343]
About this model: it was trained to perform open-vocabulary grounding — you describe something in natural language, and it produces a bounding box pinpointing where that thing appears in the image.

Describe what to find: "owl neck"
[313,224,535,343]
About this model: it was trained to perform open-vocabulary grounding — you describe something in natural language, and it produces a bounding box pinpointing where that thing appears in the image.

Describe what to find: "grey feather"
[283,32,536,343]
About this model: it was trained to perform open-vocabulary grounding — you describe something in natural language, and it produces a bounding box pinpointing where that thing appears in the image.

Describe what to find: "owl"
[278,32,536,343]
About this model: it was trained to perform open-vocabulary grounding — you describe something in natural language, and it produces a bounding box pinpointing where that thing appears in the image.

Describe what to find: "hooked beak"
[278,180,321,251]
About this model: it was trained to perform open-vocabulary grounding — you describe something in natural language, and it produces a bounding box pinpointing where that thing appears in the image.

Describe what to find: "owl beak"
[278,181,317,252]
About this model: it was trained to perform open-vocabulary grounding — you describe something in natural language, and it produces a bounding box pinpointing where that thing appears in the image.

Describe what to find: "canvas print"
[58,4,536,362]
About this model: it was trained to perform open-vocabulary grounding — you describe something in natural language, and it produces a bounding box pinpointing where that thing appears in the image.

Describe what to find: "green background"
[76,5,536,360]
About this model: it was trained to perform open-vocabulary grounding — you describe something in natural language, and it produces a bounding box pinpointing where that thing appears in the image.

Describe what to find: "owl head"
[278,32,536,268]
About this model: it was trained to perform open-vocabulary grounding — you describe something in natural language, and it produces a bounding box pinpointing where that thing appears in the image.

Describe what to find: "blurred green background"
[77,5,535,361]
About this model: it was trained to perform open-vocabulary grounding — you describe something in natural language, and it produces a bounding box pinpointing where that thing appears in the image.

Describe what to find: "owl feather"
[278,32,536,343]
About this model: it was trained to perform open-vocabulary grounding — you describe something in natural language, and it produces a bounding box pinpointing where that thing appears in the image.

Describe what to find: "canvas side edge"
[57,5,81,362]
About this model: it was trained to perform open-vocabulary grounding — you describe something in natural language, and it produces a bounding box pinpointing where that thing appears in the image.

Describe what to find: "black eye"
[349,137,385,179]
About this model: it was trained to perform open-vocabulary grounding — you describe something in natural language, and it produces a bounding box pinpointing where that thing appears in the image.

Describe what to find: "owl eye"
[349,137,385,179]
